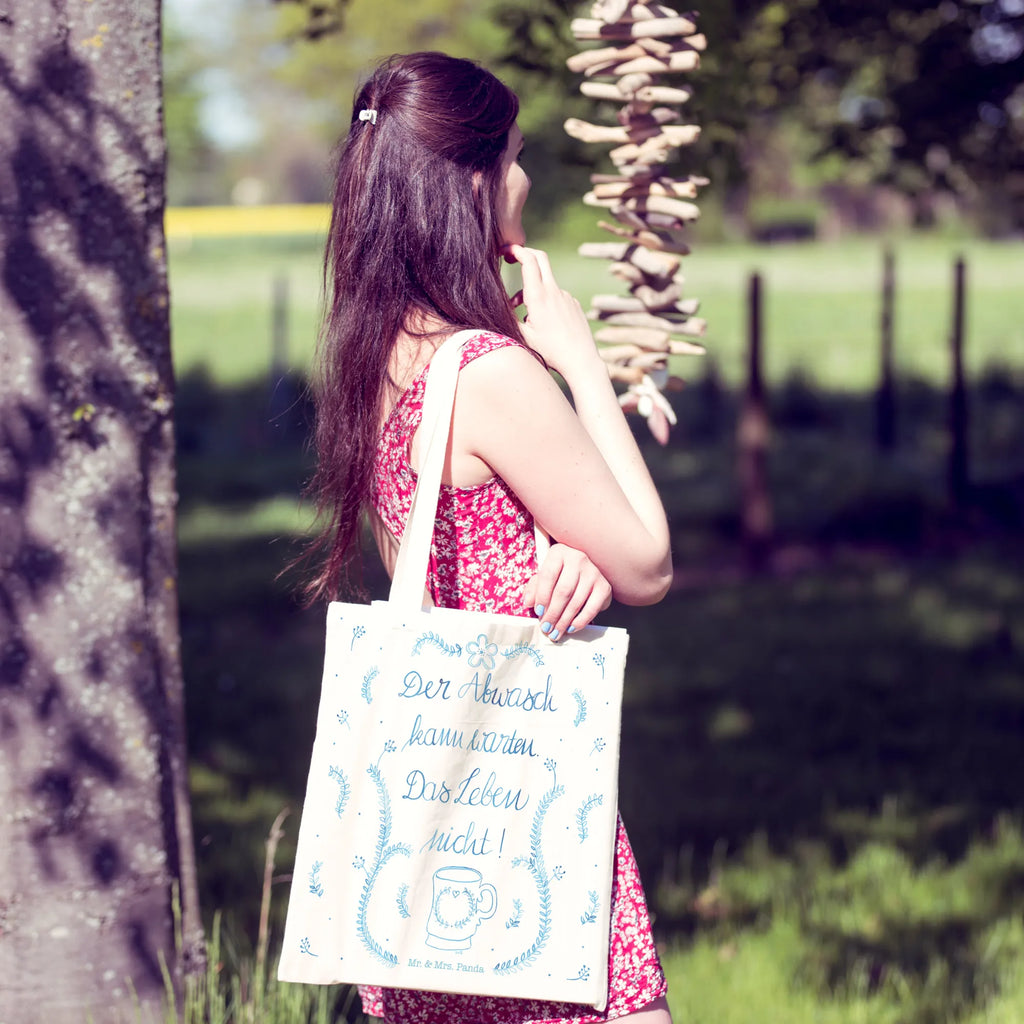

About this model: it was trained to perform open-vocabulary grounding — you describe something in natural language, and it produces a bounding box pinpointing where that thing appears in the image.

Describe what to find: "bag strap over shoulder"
[388,330,549,613]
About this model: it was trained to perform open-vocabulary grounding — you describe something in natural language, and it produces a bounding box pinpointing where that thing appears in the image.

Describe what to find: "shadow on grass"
[177,367,1024,1018]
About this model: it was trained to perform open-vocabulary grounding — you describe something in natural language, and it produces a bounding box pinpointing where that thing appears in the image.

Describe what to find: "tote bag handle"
[389,330,549,613]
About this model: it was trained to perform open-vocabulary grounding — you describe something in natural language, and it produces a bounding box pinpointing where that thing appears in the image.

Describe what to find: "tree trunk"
[0,2,202,1021]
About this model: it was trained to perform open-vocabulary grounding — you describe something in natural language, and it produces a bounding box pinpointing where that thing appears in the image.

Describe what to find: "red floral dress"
[366,331,667,1024]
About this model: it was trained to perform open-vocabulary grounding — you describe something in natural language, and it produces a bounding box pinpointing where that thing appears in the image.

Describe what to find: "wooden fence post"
[268,273,295,443]
[875,246,896,451]
[271,272,289,380]
[948,255,968,507]
[738,271,772,569]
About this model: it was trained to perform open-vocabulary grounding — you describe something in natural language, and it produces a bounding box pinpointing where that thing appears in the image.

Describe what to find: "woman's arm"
[449,247,673,607]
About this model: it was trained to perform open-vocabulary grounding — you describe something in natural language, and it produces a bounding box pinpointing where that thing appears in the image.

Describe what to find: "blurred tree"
[164,0,1022,223]
[489,0,1024,229]
[0,1,202,1020]
[163,6,220,204]
[261,0,599,226]
[711,0,1024,227]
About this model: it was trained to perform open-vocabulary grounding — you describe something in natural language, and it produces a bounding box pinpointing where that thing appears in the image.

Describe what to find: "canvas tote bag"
[278,331,628,1010]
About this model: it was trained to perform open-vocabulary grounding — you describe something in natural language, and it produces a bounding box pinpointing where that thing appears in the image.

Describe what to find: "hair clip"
[358,108,378,126]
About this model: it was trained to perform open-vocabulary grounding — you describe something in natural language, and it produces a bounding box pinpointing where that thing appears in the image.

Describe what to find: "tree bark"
[0,1,202,1020]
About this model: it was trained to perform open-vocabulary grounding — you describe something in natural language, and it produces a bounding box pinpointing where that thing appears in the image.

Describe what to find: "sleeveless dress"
[365,330,667,1024]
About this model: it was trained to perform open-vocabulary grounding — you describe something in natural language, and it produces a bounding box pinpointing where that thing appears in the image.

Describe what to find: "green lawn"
[169,231,1024,391]
[169,228,1024,1024]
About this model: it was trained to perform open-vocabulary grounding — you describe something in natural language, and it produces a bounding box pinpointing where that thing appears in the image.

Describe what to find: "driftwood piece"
[610,194,701,221]
[592,284,685,313]
[594,329,672,351]
[669,339,706,354]
[630,3,690,19]
[606,363,648,385]
[579,241,682,278]
[608,261,646,285]
[598,343,651,362]
[608,129,699,167]
[644,211,683,229]
[589,178,702,200]
[579,81,692,104]
[570,16,699,40]
[598,333,707,357]
[617,72,655,93]
[565,116,695,146]
[565,118,637,144]
[619,351,674,370]
[585,186,700,210]
[633,281,686,309]
[569,1,708,443]
[606,204,650,231]
[597,220,691,253]
[567,43,647,74]
[610,50,701,75]
[591,0,632,21]
[671,317,707,336]
[591,309,699,330]
[621,106,681,126]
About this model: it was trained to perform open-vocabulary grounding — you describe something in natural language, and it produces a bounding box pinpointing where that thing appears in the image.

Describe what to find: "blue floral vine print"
[591,737,606,756]
[433,884,480,930]
[354,741,410,967]
[494,759,563,975]
[467,633,498,670]
[576,793,604,843]
[351,624,366,651]
[552,865,565,881]
[580,889,599,925]
[329,765,350,819]
[336,709,350,730]
[411,632,463,658]
[300,937,317,957]
[568,965,591,982]
[500,642,544,667]
[505,898,523,929]
[361,666,379,705]
[308,860,324,898]
[572,689,587,727]
[592,653,606,679]
[396,884,411,919]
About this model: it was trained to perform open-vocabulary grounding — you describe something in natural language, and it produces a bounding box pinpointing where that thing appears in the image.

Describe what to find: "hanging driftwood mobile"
[566,0,707,444]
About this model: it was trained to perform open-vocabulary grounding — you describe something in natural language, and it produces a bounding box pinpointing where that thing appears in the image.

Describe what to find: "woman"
[305,51,673,1024]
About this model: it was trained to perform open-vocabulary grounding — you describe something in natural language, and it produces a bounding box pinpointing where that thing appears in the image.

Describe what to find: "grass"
[168,231,1024,391]
[169,227,1024,1022]
[660,823,1024,1024]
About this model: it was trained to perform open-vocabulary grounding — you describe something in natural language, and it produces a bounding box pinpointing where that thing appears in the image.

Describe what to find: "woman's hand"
[523,543,613,642]
[503,243,602,382]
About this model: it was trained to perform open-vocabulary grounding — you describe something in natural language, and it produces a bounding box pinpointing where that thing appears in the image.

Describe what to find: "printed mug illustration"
[426,865,497,951]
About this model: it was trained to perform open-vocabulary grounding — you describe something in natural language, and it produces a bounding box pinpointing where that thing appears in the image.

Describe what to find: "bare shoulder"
[457,340,561,403]
[452,339,579,467]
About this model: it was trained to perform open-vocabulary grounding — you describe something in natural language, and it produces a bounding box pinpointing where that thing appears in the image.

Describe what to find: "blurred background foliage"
[165,0,1024,237]
[162,2,1024,1021]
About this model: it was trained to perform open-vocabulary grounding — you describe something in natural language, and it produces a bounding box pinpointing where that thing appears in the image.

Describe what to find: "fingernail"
[549,629,560,642]
[541,621,552,634]
[534,604,545,617]
[567,625,576,634]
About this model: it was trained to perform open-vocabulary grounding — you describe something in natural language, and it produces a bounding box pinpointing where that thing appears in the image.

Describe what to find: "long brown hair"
[303,52,524,602]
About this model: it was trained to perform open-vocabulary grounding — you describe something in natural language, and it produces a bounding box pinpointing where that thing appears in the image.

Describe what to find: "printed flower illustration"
[466,633,498,670]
